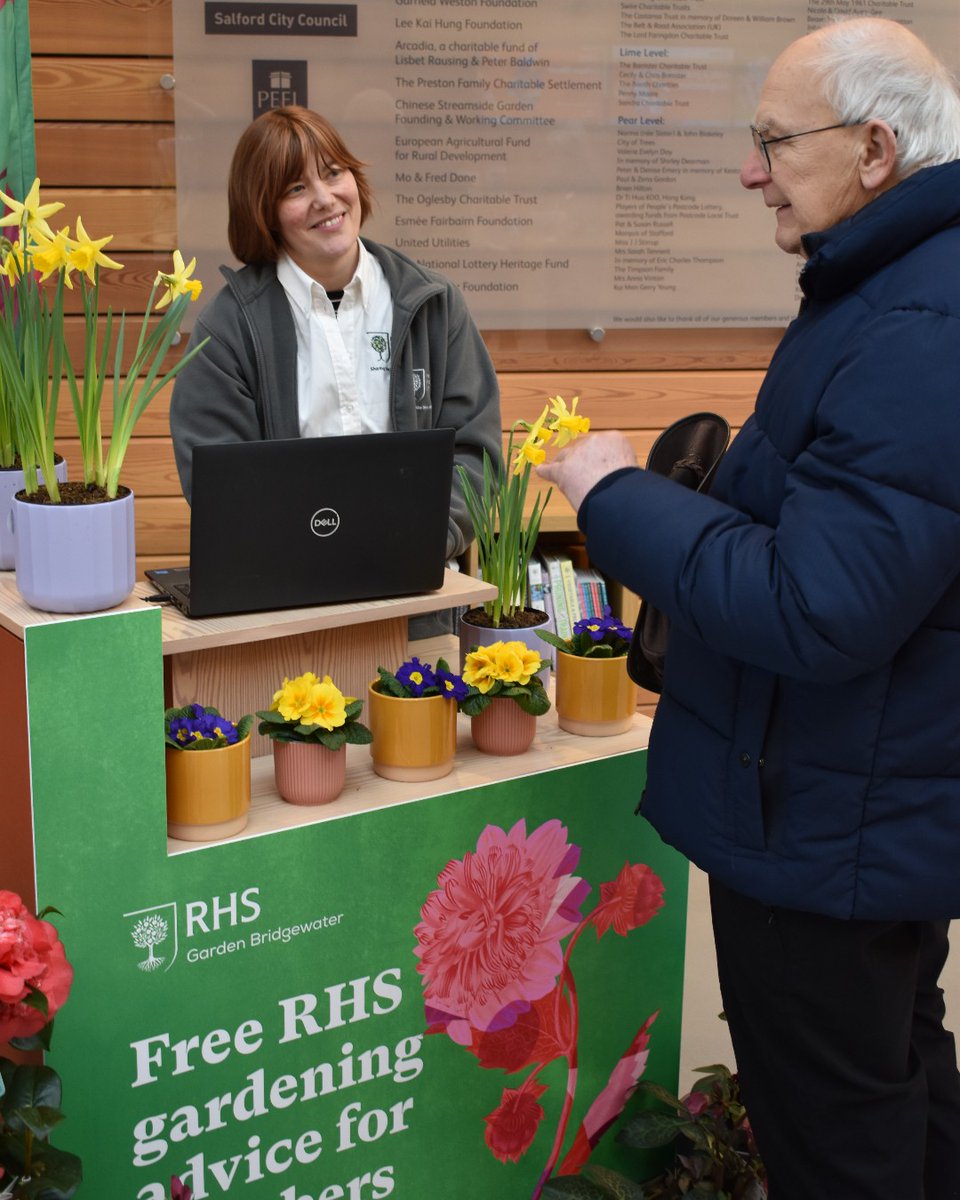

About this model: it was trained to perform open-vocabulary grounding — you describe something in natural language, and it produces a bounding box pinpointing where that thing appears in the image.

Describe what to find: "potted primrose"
[459,640,551,756]
[256,671,372,806]
[368,655,469,781]
[538,607,638,737]
[164,704,254,841]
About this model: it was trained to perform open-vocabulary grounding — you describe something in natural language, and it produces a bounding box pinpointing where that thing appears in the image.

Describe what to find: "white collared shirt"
[276,243,394,437]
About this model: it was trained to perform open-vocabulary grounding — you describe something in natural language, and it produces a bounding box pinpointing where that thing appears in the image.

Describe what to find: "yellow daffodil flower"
[68,216,123,283]
[547,394,590,448]
[511,404,552,476]
[0,240,27,285]
[512,435,547,475]
[30,227,75,285]
[0,178,64,241]
[155,249,203,310]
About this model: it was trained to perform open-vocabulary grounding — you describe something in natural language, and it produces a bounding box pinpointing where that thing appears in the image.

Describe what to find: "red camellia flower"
[592,862,665,938]
[0,890,74,1041]
[483,1081,548,1163]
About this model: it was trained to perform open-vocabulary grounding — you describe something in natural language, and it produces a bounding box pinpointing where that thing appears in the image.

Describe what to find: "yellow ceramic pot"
[470,697,537,756]
[272,740,346,806]
[555,650,637,737]
[165,736,251,841]
[368,683,458,781]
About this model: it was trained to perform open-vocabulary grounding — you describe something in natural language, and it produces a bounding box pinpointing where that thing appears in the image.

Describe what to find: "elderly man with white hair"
[541,18,960,1199]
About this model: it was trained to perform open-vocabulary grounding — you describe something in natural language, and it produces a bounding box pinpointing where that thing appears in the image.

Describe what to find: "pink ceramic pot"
[470,698,537,756]
[272,740,346,805]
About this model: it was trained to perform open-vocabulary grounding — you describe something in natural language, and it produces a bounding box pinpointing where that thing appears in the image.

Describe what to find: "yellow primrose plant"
[457,395,590,627]
[459,640,552,717]
[256,671,373,750]
[0,179,208,501]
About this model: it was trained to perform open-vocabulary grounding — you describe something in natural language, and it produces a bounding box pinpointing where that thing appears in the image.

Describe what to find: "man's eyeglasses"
[749,121,866,171]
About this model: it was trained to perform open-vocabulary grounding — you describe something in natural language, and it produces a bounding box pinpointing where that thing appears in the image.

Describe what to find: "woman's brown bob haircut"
[227,107,375,265]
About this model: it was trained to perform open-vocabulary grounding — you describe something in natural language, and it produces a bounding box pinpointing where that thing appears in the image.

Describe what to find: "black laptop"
[146,429,455,618]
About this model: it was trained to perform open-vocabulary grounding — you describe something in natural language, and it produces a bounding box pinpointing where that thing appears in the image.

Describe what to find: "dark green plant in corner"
[541,1063,766,1200]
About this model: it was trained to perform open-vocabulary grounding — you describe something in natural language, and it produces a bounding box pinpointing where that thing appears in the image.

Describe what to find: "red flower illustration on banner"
[413,820,666,1199]
[591,861,665,937]
[413,819,590,1045]
[485,1080,549,1163]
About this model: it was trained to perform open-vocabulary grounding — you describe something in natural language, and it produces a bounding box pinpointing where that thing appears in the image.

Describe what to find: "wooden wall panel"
[30,0,173,56]
[32,57,174,122]
[37,122,176,187]
[42,189,176,252]
[484,327,781,372]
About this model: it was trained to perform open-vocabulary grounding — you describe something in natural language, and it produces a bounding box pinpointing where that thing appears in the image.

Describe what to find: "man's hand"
[538,430,639,512]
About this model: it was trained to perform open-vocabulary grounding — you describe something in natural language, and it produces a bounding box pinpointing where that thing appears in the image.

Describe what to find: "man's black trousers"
[710,878,960,1200]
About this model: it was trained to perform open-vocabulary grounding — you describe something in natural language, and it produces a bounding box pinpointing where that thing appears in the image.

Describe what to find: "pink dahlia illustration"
[413,818,591,1045]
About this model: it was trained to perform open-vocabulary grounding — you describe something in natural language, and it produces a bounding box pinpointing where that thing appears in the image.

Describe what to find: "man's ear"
[859,119,899,190]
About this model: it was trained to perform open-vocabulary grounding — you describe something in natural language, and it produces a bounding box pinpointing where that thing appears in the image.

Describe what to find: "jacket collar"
[799,159,960,302]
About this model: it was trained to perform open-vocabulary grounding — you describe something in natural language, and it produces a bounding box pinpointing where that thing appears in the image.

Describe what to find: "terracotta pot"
[555,650,638,737]
[368,682,458,781]
[470,697,537,755]
[272,740,346,806]
[165,737,251,841]
[12,485,134,613]
[458,608,552,678]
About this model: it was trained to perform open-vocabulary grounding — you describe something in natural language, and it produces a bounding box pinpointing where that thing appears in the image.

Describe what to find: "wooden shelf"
[169,701,653,856]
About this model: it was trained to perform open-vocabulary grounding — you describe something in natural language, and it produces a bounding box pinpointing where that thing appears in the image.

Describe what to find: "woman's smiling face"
[275,157,362,288]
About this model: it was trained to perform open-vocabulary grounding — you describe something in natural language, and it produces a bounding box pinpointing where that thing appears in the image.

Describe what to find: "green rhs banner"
[0,0,36,202]
[23,612,687,1199]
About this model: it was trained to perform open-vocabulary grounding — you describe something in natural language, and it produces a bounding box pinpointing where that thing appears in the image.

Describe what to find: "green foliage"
[457,441,547,626]
[458,673,551,718]
[618,1065,766,1199]
[0,1050,82,1198]
[543,1164,649,1200]
[544,1064,766,1200]
[256,698,373,749]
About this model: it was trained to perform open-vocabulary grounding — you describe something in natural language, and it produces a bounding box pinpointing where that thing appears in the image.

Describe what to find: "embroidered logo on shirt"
[369,332,391,364]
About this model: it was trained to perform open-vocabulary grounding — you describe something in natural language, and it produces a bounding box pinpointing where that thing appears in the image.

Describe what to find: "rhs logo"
[124,902,179,974]
[310,508,340,537]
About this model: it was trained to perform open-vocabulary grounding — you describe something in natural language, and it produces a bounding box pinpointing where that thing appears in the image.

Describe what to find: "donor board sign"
[22,611,689,1197]
[172,0,959,328]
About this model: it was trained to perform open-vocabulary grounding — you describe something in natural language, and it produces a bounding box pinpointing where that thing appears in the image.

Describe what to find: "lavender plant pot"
[0,459,68,570]
[12,488,135,613]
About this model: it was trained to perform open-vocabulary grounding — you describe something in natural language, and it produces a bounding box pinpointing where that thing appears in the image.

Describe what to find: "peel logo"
[124,902,179,974]
[310,508,340,537]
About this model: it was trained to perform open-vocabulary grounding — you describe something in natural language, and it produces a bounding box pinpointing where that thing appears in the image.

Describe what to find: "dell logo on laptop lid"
[310,508,340,537]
